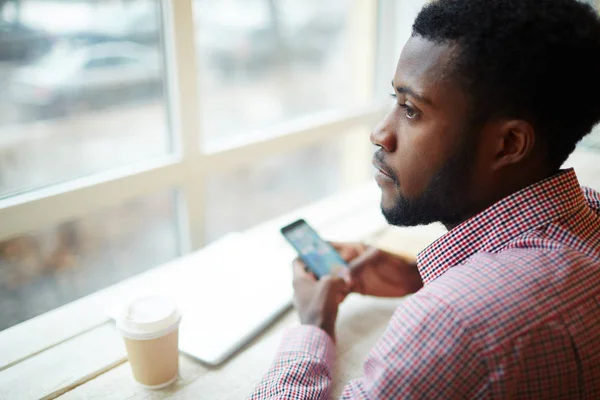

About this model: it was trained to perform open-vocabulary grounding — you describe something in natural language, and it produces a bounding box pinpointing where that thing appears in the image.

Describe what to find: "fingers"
[320,275,351,304]
[348,246,379,275]
[292,259,348,304]
[292,258,316,281]
[329,242,346,251]
[345,247,380,294]
[326,275,350,291]
[329,242,351,262]
[330,241,364,263]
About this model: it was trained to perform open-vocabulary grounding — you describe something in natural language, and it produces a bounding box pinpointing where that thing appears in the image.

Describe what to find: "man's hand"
[292,259,350,339]
[332,242,423,298]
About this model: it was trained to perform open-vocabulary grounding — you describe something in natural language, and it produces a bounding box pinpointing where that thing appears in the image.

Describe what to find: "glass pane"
[0,190,179,331]
[0,1,170,198]
[581,124,600,152]
[204,129,372,243]
[579,0,600,8]
[195,0,369,146]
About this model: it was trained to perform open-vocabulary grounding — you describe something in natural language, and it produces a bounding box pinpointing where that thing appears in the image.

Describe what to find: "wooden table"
[0,185,446,400]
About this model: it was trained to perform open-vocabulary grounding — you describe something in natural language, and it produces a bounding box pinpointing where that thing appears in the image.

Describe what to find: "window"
[194,0,373,147]
[1,1,169,198]
[0,189,179,331]
[0,0,387,331]
[580,0,600,7]
[204,128,372,243]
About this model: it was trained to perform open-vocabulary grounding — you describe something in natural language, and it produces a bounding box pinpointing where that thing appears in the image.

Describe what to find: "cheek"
[392,121,453,198]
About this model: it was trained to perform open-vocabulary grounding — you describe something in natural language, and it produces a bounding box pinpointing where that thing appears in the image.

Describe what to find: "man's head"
[372,0,600,228]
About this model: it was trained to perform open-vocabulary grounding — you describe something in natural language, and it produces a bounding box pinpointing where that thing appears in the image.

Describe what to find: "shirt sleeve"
[250,294,487,400]
[248,325,336,400]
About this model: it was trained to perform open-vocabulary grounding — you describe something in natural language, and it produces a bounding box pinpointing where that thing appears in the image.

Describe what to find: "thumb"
[348,246,379,277]
[323,275,351,304]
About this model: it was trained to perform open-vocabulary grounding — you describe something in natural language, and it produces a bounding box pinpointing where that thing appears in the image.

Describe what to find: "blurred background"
[0,0,599,331]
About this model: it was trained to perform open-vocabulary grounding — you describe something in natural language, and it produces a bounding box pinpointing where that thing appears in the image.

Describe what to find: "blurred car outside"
[5,0,347,120]
[195,0,346,79]
[0,19,55,62]
[9,41,162,120]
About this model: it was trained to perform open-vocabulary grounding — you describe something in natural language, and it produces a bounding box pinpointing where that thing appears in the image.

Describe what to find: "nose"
[370,110,397,152]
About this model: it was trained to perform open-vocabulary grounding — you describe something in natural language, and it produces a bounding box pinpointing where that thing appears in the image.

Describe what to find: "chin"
[379,191,422,227]
[378,187,396,210]
[380,203,403,226]
[380,205,417,227]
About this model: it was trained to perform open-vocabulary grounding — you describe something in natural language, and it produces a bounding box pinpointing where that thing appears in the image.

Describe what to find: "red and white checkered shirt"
[249,169,600,399]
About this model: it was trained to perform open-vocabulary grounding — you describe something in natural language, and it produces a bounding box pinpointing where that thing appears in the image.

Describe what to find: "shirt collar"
[416,169,586,285]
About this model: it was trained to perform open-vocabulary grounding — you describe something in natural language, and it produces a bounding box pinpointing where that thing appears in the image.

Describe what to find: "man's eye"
[400,104,417,119]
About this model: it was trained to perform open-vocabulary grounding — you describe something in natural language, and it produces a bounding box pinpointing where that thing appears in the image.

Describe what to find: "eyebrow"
[391,80,434,107]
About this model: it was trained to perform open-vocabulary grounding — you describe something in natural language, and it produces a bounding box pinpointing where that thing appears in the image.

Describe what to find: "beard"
[379,131,478,228]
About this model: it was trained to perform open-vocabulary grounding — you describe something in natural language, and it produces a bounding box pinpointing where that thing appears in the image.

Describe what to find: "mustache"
[373,149,398,184]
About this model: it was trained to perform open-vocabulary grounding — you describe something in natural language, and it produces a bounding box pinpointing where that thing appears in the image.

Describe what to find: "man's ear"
[490,120,536,171]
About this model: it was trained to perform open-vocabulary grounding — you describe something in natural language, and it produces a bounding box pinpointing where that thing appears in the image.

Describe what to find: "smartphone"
[280,219,348,279]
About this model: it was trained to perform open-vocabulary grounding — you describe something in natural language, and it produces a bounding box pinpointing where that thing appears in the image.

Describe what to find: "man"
[250,0,600,398]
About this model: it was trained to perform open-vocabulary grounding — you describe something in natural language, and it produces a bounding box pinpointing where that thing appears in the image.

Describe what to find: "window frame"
[0,0,395,252]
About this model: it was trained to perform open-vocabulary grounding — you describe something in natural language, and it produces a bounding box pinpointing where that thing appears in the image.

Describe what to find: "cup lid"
[117,296,182,340]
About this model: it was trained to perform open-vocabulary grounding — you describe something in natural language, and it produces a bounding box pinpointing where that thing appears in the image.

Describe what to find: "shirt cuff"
[278,325,336,366]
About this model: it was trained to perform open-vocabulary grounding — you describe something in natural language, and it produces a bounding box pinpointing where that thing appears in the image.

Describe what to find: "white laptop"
[107,232,296,366]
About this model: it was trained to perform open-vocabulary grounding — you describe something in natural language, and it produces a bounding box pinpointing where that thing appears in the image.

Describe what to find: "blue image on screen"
[287,224,347,278]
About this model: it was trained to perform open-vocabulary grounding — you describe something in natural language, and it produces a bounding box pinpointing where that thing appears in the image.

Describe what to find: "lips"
[372,158,394,180]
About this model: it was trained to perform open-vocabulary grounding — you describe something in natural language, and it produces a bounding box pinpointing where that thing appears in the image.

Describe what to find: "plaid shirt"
[249,169,600,399]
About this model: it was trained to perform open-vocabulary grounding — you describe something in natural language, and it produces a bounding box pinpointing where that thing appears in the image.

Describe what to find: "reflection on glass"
[0,1,170,197]
[0,190,179,331]
[204,135,369,243]
[194,0,366,146]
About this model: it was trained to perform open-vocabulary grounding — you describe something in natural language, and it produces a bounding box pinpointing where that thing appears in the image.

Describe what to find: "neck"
[442,163,557,232]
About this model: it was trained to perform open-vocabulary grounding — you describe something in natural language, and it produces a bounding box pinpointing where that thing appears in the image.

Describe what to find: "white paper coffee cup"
[117,296,182,389]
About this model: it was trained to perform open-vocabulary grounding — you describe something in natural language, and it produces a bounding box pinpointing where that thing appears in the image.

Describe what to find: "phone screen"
[281,219,348,279]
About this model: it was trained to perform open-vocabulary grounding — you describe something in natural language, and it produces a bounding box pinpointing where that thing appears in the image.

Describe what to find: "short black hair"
[413,0,600,169]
